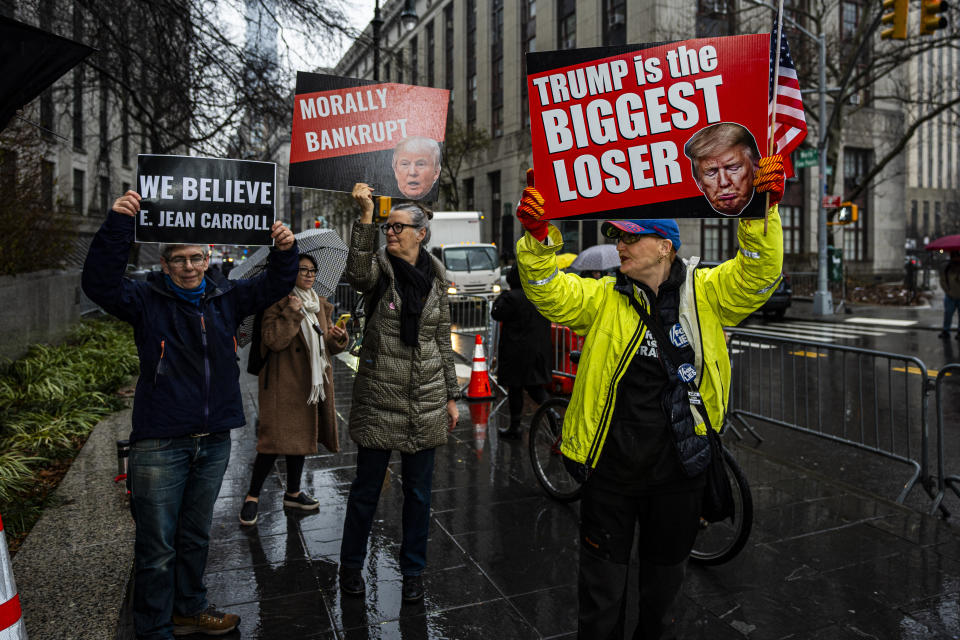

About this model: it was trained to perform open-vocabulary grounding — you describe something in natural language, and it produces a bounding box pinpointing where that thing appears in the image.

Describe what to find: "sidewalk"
[103,356,958,639]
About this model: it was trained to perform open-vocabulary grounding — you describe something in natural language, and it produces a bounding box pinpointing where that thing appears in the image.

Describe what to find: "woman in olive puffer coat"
[338,182,460,605]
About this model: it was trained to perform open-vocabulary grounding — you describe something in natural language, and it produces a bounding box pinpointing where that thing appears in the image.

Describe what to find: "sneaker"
[401,575,424,602]
[172,606,240,636]
[283,491,319,510]
[497,422,523,439]
[238,499,258,526]
[339,567,365,597]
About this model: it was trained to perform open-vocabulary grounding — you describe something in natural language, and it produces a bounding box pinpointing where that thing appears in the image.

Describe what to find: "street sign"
[822,195,842,208]
[796,148,819,168]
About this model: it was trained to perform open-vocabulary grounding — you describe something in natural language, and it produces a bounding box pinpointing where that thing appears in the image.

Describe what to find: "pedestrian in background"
[938,251,960,339]
[239,253,349,526]
[338,183,460,603]
[490,265,552,439]
[82,190,298,640]
[514,157,784,639]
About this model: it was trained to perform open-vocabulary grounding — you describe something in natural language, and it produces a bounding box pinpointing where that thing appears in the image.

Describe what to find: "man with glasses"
[82,190,298,640]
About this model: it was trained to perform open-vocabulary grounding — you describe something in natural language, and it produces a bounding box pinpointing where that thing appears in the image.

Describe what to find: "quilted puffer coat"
[345,222,460,453]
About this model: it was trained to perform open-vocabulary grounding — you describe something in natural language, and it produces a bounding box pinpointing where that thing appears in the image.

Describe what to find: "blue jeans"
[129,432,232,640]
[340,446,436,576]
[944,296,959,332]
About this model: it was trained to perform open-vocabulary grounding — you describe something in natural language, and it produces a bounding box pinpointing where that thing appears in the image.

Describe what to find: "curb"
[12,408,135,640]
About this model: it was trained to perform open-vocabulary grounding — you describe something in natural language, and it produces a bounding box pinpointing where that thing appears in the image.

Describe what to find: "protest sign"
[526,36,770,221]
[135,155,276,245]
[289,72,449,202]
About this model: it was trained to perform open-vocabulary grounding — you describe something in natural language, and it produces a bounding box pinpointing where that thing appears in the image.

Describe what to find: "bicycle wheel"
[528,397,583,503]
[689,445,753,566]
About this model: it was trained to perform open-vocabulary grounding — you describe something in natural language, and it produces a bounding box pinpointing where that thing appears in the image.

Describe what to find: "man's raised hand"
[271,221,295,251]
[112,191,141,217]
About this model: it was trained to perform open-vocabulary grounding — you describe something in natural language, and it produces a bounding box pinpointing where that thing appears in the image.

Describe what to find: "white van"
[429,211,501,297]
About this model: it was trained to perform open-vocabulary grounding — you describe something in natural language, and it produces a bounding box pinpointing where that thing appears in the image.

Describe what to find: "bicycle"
[528,395,753,565]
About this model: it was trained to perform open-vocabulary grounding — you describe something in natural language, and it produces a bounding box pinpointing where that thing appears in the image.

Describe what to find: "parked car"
[701,261,791,320]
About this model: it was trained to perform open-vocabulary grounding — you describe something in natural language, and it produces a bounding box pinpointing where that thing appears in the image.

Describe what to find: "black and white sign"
[135,154,277,245]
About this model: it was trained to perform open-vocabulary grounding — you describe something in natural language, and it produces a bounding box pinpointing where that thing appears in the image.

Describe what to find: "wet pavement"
[113,351,960,640]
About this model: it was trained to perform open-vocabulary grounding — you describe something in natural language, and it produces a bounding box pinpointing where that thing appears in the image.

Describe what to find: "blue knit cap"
[601,219,681,250]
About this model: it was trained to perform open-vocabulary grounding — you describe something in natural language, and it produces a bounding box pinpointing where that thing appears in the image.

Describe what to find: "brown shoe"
[172,606,240,636]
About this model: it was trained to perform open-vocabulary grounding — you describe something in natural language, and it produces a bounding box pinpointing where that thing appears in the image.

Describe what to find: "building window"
[73,168,85,214]
[490,0,503,137]
[909,200,918,238]
[557,0,576,50]
[699,219,737,262]
[696,0,734,37]
[466,0,477,126]
[602,0,626,46]
[41,160,55,211]
[99,78,109,155]
[410,35,418,84]
[385,61,392,82]
[779,204,804,255]
[444,4,454,98]
[40,90,55,139]
[521,0,536,129]
[843,146,871,261]
[935,202,942,236]
[425,22,435,87]
[488,170,501,248]
[464,177,475,210]
[923,201,930,240]
[99,175,110,214]
[72,68,84,151]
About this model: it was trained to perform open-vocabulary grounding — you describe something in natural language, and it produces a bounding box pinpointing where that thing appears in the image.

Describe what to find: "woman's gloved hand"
[753,155,786,205]
[516,168,549,242]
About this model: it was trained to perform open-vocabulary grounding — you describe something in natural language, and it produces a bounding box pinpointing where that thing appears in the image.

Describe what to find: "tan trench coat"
[256,296,346,455]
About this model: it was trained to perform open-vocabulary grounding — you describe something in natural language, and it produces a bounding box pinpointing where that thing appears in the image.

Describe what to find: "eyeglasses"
[380,222,418,235]
[606,231,645,245]
[166,254,207,268]
[298,267,318,276]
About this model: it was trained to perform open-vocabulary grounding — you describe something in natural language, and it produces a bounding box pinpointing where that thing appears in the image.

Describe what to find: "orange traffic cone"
[469,401,491,459]
[0,513,26,640]
[466,334,495,401]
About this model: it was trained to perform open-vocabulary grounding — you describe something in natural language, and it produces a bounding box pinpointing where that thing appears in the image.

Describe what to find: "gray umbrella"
[230,228,348,347]
[570,243,620,273]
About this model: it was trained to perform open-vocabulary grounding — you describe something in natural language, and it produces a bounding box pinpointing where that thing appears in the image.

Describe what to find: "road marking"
[733,327,836,343]
[891,366,950,377]
[772,321,897,336]
[844,317,918,327]
[788,350,827,358]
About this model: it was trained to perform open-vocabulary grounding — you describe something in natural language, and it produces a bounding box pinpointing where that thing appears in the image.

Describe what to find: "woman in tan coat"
[239,253,348,526]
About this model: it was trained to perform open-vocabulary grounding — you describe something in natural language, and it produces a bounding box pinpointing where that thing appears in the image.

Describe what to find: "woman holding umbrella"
[239,252,349,526]
[337,183,460,603]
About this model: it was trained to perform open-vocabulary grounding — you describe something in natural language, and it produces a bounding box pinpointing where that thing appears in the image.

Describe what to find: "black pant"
[507,384,548,425]
[247,453,305,497]
[577,481,702,640]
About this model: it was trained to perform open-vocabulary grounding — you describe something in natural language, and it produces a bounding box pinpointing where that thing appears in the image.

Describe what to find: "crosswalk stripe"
[732,327,836,343]
[744,324,871,339]
[844,317,917,327]
[768,321,895,336]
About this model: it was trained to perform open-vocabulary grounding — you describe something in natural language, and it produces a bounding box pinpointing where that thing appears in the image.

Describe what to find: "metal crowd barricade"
[550,324,585,394]
[931,363,960,515]
[332,281,360,317]
[726,330,935,506]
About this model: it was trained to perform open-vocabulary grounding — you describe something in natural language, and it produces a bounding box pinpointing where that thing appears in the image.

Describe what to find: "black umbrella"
[0,16,95,132]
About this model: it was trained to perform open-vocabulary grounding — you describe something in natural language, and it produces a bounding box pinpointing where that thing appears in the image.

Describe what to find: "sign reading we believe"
[135,154,276,245]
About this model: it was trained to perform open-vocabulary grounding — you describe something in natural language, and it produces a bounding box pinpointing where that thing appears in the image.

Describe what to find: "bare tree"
[439,117,491,210]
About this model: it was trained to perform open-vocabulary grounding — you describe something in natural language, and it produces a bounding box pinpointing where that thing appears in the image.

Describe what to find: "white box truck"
[429,211,501,297]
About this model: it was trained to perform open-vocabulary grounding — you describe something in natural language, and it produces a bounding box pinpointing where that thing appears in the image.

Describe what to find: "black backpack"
[246,310,270,376]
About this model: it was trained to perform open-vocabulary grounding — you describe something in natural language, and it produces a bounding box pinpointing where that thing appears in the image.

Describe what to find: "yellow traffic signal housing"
[376,195,391,220]
[881,0,909,39]
[919,0,949,35]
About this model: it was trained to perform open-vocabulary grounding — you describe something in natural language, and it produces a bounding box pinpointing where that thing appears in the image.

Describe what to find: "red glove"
[517,168,549,241]
[753,155,785,206]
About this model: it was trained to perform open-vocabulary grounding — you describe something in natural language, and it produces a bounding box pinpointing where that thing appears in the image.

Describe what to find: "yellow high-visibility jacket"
[517,209,783,469]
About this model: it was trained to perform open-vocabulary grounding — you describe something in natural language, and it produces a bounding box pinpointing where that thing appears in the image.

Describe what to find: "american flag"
[769,21,807,178]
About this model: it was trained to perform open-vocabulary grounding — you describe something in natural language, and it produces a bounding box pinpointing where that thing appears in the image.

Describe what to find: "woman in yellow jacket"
[514,161,784,640]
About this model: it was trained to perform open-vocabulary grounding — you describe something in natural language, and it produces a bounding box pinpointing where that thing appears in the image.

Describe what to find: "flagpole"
[764,0,785,234]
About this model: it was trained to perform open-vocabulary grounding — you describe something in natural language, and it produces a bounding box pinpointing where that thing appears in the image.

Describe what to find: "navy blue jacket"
[82,211,299,442]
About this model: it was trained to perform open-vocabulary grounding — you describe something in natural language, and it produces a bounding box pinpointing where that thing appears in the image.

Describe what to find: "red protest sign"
[289,72,449,202]
[527,35,770,221]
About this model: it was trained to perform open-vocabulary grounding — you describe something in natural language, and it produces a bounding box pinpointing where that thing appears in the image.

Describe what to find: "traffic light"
[919,0,949,35]
[376,195,391,220]
[881,0,909,39]
[838,202,858,223]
